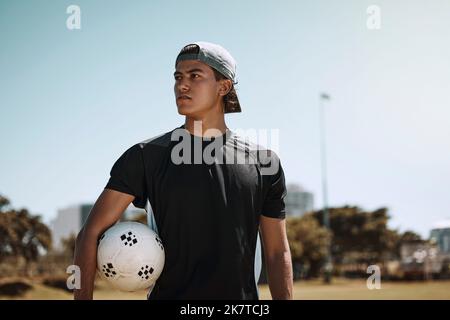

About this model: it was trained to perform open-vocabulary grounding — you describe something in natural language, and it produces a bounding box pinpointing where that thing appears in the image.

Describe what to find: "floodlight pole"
[319,92,332,284]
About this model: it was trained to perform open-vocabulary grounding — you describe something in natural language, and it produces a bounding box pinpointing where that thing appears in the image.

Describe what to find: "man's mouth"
[177,95,191,100]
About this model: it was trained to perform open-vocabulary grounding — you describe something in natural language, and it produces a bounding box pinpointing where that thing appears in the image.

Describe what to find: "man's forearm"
[73,230,99,300]
[265,251,293,300]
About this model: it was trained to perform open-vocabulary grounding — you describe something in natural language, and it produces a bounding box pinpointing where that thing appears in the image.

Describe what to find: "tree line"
[0,194,422,279]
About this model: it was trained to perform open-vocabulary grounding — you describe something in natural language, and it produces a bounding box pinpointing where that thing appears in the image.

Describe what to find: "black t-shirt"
[105,124,287,300]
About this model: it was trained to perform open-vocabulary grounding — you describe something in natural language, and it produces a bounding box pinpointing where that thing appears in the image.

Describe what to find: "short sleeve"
[105,144,147,209]
[261,152,287,219]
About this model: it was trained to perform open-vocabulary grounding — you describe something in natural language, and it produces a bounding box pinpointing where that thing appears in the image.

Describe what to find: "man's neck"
[184,115,228,138]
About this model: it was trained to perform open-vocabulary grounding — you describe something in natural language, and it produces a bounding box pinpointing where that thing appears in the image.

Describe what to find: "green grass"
[1,278,450,300]
[259,278,450,300]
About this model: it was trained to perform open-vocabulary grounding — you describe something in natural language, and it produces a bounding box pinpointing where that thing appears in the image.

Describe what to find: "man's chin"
[177,105,199,116]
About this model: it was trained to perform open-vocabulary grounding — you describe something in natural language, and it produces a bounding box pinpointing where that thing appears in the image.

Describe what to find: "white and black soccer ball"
[97,221,165,292]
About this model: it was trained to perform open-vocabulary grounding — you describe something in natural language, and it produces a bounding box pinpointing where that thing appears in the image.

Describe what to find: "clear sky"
[1,0,449,238]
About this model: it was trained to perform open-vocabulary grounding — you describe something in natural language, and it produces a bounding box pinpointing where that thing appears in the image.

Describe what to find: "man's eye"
[191,74,199,78]
[174,76,181,80]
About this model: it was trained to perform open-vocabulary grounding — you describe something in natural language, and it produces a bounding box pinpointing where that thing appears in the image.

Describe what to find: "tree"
[0,195,52,269]
[0,195,10,211]
[398,230,422,242]
[394,230,423,257]
[61,233,77,258]
[312,206,398,264]
[286,214,331,278]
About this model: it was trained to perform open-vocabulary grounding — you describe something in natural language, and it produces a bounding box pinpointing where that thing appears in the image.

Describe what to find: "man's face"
[174,60,223,117]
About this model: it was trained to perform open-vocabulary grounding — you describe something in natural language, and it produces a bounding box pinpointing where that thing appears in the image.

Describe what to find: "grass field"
[2,278,450,300]
[259,278,450,300]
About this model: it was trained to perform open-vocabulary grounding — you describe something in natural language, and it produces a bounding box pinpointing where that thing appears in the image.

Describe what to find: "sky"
[1,0,449,238]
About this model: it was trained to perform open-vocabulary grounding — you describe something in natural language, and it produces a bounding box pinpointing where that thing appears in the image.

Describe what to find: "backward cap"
[175,41,237,83]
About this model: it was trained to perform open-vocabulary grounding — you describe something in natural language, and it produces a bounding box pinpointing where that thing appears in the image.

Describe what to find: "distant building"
[399,240,442,279]
[50,203,146,250]
[430,219,450,254]
[49,204,93,251]
[284,184,314,217]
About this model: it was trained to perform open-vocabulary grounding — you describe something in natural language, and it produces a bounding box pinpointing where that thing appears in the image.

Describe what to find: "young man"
[73,41,293,300]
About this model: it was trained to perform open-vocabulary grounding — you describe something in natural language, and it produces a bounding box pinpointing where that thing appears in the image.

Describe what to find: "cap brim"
[224,87,242,113]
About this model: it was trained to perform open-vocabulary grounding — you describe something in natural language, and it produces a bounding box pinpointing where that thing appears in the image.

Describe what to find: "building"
[284,183,314,217]
[50,203,146,250]
[50,204,93,251]
[395,219,450,279]
[430,219,450,254]
[399,240,441,278]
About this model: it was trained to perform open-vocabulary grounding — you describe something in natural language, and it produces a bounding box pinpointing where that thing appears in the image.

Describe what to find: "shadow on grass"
[0,280,33,297]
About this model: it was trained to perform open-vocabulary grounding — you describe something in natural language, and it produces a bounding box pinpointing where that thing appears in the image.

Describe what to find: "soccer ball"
[97,221,165,292]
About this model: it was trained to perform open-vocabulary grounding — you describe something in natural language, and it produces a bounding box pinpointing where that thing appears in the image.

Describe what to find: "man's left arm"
[259,215,293,300]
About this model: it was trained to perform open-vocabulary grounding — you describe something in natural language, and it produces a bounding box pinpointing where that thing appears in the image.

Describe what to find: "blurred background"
[1,0,449,299]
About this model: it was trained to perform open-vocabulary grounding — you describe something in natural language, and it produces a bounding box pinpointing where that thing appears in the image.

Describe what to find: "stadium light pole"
[319,92,332,284]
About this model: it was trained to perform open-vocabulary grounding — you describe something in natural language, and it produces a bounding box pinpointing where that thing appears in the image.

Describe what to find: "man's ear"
[219,79,232,97]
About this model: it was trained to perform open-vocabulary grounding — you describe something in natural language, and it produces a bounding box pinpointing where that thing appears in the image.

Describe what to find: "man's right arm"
[73,188,135,300]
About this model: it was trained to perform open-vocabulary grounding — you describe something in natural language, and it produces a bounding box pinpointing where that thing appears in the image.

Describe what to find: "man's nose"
[177,79,190,92]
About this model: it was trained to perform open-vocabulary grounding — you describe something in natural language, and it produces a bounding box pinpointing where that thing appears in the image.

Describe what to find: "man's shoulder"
[230,132,280,160]
[229,132,281,175]
[118,126,181,165]
[135,126,181,150]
